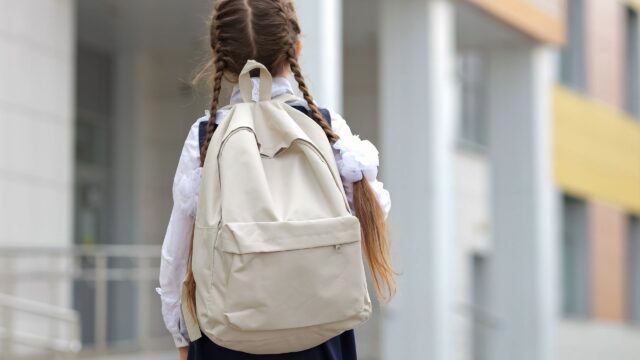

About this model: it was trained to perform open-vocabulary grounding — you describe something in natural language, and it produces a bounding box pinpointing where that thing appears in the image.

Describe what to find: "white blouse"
[157,77,391,347]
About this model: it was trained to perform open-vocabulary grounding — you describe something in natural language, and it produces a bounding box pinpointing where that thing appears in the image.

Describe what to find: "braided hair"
[185,0,395,317]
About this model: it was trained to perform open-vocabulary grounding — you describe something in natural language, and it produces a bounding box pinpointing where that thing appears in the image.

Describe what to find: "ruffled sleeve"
[329,111,391,218]
[174,167,202,219]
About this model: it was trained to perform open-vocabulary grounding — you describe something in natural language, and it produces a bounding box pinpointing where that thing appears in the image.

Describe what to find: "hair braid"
[288,53,339,143]
[199,57,225,166]
[184,6,228,318]
[200,2,229,166]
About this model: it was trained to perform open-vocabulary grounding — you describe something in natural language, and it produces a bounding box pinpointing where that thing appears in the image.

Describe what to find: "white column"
[294,0,343,112]
[379,1,456,359]
[487,45,556,360]
[0,1,75,248]
[0,0,75,263]
[0,1,75,353]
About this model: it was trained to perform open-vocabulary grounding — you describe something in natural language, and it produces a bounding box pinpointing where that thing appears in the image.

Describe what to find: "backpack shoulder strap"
[198,106,332,150]
[290,105,332,128]
[198,121,211,151]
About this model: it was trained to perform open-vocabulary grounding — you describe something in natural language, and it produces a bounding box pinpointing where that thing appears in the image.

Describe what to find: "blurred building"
[1,0,640,359]
[553,0,640,358]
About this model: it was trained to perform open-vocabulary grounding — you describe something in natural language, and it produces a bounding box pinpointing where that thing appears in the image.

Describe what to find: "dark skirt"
[187,330,357,360]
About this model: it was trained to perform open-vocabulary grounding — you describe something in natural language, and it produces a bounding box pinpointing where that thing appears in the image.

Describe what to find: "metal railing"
[0,245,169,359]
[0,293,81,359]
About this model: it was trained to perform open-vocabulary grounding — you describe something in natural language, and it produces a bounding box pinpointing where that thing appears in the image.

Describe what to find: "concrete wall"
[585,0,625,107]
[454,153,491,256]
[343,0,379,144]
[558,319,640,360]
[453,151,491,360]
[135,54,205,246]
[589,201,628,321]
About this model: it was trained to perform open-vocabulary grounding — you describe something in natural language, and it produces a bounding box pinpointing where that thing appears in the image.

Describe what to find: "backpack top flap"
[196,60,350,225]
[226,60,319,158]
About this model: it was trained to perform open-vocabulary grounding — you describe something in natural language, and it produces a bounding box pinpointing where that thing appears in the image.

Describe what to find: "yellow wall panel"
[554,86,640,215]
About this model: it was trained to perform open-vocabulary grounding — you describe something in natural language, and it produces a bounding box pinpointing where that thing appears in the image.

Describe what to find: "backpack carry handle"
[239,60,273,102]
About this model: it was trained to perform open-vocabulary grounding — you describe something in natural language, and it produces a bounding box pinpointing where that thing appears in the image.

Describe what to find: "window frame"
[561,195,591,318]
[560,0,586,92]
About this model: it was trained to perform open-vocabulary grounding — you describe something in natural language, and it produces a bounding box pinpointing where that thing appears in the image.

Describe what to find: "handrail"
[1,268,159,281]
[0,328,81,353]
[455,301,501,329]
[0,293,81,357]
[0,244,169,357]
[0,293,79,323]
[0,244,161,257]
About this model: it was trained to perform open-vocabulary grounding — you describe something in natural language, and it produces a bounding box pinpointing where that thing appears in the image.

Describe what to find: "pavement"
[87,351,176,360]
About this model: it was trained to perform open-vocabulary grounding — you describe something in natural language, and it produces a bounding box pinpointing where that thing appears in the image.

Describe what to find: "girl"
[157,0,394,359]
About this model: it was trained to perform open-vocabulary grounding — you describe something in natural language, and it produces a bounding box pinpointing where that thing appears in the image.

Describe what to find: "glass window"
[457,51,488,150]
[625,7,640,118]
[471,254,489,360]
[561,195,590,317]
[560,0,586,91]
[628,215,640,323]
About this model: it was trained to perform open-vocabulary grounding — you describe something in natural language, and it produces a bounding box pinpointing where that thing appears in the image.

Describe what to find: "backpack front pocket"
[215,216,368,331]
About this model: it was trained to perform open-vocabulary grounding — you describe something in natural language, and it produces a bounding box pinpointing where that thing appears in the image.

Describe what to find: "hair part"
[184,0,395,318]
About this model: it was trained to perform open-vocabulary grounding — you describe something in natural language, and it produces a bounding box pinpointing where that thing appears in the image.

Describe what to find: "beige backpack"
[181,60,371,354]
